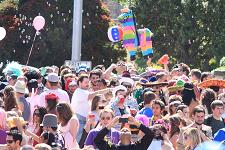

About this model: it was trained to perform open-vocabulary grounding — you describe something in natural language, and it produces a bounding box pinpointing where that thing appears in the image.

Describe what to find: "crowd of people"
[0,59,224,150]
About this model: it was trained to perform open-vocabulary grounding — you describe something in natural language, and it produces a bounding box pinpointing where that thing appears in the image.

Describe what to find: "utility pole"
[71,0,83,61]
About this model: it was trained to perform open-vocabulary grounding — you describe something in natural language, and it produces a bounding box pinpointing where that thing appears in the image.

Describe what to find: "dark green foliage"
[0,0,125,67]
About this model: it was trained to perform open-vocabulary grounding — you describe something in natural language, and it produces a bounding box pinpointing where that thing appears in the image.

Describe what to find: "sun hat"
[45,73,59,82]
[112,85,127,97]
[40,114,58,128]
[14,80,26,94]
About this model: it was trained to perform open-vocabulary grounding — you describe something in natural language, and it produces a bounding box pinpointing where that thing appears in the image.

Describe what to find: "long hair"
[56,102,73,125]
[0,108,7,130]
[169,115,181,138]
[33,107,47,134]
[184,127,202,149]
[91,95,101,111]
[200,88,216,114]
[181,83,196,106]
[3,86,18,111]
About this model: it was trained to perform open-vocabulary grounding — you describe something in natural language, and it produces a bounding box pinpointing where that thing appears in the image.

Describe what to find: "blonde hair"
[184,127,202,149]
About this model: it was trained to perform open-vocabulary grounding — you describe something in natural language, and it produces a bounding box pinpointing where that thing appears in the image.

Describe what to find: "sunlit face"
[193,112,205,125]
[90,74,100,86]
[6,135,17,150]
[100,112,113,127]
[212,106,224,118]
[182,107,190,118]
[79,78,89,90]
[33,110,41,124]
[152,104,162,116]
[183,134,191,147]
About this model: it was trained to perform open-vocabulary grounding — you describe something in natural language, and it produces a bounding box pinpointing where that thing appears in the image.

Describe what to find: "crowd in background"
[0,59,224,150]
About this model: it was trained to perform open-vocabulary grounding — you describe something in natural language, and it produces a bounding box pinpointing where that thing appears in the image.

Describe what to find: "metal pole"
[72,0,83,61]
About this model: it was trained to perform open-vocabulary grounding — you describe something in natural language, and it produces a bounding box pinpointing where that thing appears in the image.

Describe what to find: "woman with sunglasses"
[84,108,120,149]
[28,107,47,146]
[56,102,79,149]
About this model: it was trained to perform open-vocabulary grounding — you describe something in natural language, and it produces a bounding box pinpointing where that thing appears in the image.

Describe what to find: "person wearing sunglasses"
[84,108,120,149]
[119,77,139,113]
[6,129,23,150]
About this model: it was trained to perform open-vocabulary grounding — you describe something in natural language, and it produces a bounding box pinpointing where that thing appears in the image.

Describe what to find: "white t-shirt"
[26,95,41,122]
[39,88,70,107]
[147,139,162,150]
[71,88,90,117]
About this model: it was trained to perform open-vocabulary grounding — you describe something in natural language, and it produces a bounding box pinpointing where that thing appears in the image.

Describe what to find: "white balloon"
[0,27,6,41]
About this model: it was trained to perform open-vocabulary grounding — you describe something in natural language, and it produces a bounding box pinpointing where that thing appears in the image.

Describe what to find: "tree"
[114,0,225,71]
[0,0,126,68]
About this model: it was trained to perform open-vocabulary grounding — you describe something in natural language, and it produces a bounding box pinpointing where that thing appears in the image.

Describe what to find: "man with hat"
[39,73,70,107]
[119,76,139,112]
[40,114,65,149]
[14,80,31,121]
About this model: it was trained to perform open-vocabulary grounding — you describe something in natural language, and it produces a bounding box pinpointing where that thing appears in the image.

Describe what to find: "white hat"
[14,80,26,94]
[45,73,59,82]
[112,85,127,97]
[119,77,134,86]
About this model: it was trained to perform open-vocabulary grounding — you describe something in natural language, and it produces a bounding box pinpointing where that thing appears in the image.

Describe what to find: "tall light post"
[71,0,83,61]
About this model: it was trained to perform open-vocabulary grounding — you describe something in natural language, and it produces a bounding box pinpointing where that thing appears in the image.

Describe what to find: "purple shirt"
[85,127,120,149]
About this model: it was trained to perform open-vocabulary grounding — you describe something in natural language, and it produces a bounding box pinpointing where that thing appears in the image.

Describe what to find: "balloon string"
[26,32,37,66]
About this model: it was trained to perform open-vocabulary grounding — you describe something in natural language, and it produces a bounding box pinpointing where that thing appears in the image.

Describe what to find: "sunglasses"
[6,140,14,144]
[34,112,41,117]
[101,117,111,120]
[117,62,125,66]
[123,85,132,88]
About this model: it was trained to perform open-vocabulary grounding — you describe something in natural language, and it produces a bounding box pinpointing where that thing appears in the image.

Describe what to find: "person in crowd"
[89,70,102,91]
[45,93,58,115]
[177,106,212,150]
[181,83,199,115]
[56,102,79,149]
[119,76,139,111]
[0,108,7,144]
[26,79,41,123]
[29,107,47,146]
[200,72,214,82]
[183,127,202,150]
[189,69,201,83]
[109,85,130,117]
[84,108,120,149]
[200,88,216,114]
[6,128,23,150]
[115,61,127,76]
[156,72,169,82]
[39,132,55,147]
[7,74,18,86]
[94,115,154,150]
[204,100,225,135]
[66,79,77,101]
[218,93,225,120]
[148,123,174,150]
[178,63,191,77]
[150,100,165,126]
[71,75,111,142]
[138,91,156,118]
[25,114,65,149]
[169,115,181,149]
[176,104,192,126]
[34,143,52,150]
[39,73,70,107]
[168,100,182,116]
[96,79,108,90]
[90,95,106,122]
[3,85,20,114]
[14,81,31,121]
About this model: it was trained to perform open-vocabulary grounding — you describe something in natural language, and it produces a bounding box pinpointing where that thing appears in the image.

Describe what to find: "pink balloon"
[33,16,45,31]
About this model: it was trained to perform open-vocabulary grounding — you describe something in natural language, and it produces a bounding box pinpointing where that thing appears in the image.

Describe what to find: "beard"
[195,121,203,125]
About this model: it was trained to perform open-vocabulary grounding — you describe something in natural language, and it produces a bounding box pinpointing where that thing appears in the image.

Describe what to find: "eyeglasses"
[101,117,111,120]
[34,112,41,117]
[6,140,14,144]
[117,62,125,66]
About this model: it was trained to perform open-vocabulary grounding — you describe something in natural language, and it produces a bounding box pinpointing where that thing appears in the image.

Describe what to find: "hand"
[111,64,117,69]
[128,115,140,127]
[107,116,120,130]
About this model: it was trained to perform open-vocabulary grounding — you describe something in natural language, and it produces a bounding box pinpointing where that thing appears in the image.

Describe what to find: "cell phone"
[119,118,128,123]
[129,124,138,129]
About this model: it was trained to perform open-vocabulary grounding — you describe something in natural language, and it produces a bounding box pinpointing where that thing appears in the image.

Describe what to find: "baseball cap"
[45,73,59,82]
